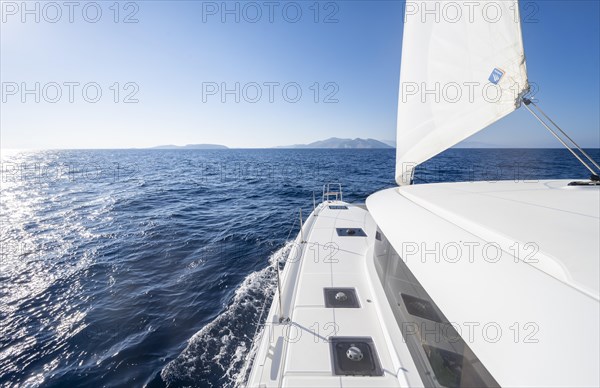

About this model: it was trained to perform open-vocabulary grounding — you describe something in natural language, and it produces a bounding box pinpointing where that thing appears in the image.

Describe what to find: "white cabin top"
[368,179,600,299]
[367,179,600,387]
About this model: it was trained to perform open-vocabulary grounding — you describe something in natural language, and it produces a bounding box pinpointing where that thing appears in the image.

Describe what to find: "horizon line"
[2,146,600,151]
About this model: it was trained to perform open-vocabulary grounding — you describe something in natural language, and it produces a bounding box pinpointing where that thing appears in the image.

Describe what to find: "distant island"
[453,141,509,148]
[145,138,394,149]
[149,144,228,150]
[277,137,393,149]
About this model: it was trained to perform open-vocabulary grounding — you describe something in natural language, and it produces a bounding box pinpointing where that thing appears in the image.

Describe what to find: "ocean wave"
[159,241,294,388]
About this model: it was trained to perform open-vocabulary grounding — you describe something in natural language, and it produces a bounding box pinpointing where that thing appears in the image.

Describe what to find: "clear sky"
[1,0,598,149]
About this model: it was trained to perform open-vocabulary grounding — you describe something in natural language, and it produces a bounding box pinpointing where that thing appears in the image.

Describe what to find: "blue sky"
[1,0,598,149]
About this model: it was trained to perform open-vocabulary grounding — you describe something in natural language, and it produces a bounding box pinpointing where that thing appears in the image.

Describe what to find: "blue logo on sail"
[489,68,505,84]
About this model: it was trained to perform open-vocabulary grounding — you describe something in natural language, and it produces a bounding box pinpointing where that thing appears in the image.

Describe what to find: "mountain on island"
[277,137,393,149]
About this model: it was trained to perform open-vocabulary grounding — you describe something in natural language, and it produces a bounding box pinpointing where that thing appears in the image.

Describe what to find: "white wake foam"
[160,241,294,387]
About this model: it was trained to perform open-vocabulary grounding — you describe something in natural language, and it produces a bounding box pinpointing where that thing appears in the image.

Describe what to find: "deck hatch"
[330,337,383,376]
[324,288,360,308]
[336,228,367,237]
[329,205,349,210]
[401,293,443,323]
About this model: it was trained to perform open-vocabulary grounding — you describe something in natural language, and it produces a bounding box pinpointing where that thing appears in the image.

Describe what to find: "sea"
[1,148,598,388]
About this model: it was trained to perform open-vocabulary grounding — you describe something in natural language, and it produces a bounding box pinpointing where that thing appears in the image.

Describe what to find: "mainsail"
[396,0,529,185]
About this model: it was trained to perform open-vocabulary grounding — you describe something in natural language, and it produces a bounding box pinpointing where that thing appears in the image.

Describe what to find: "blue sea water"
[0,148,598,388]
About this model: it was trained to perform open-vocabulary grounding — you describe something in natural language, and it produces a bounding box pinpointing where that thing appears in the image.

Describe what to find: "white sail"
[396,0,529,185]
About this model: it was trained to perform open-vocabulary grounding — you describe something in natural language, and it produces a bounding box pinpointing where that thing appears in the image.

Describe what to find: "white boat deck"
[247,201,419,387]
[248,180,600,387]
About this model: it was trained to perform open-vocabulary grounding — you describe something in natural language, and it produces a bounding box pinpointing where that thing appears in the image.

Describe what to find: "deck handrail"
[322,183,343,202]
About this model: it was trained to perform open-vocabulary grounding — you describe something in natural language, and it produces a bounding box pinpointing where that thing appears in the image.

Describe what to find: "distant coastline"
[145,138,393,150]
[276,137,393,149]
